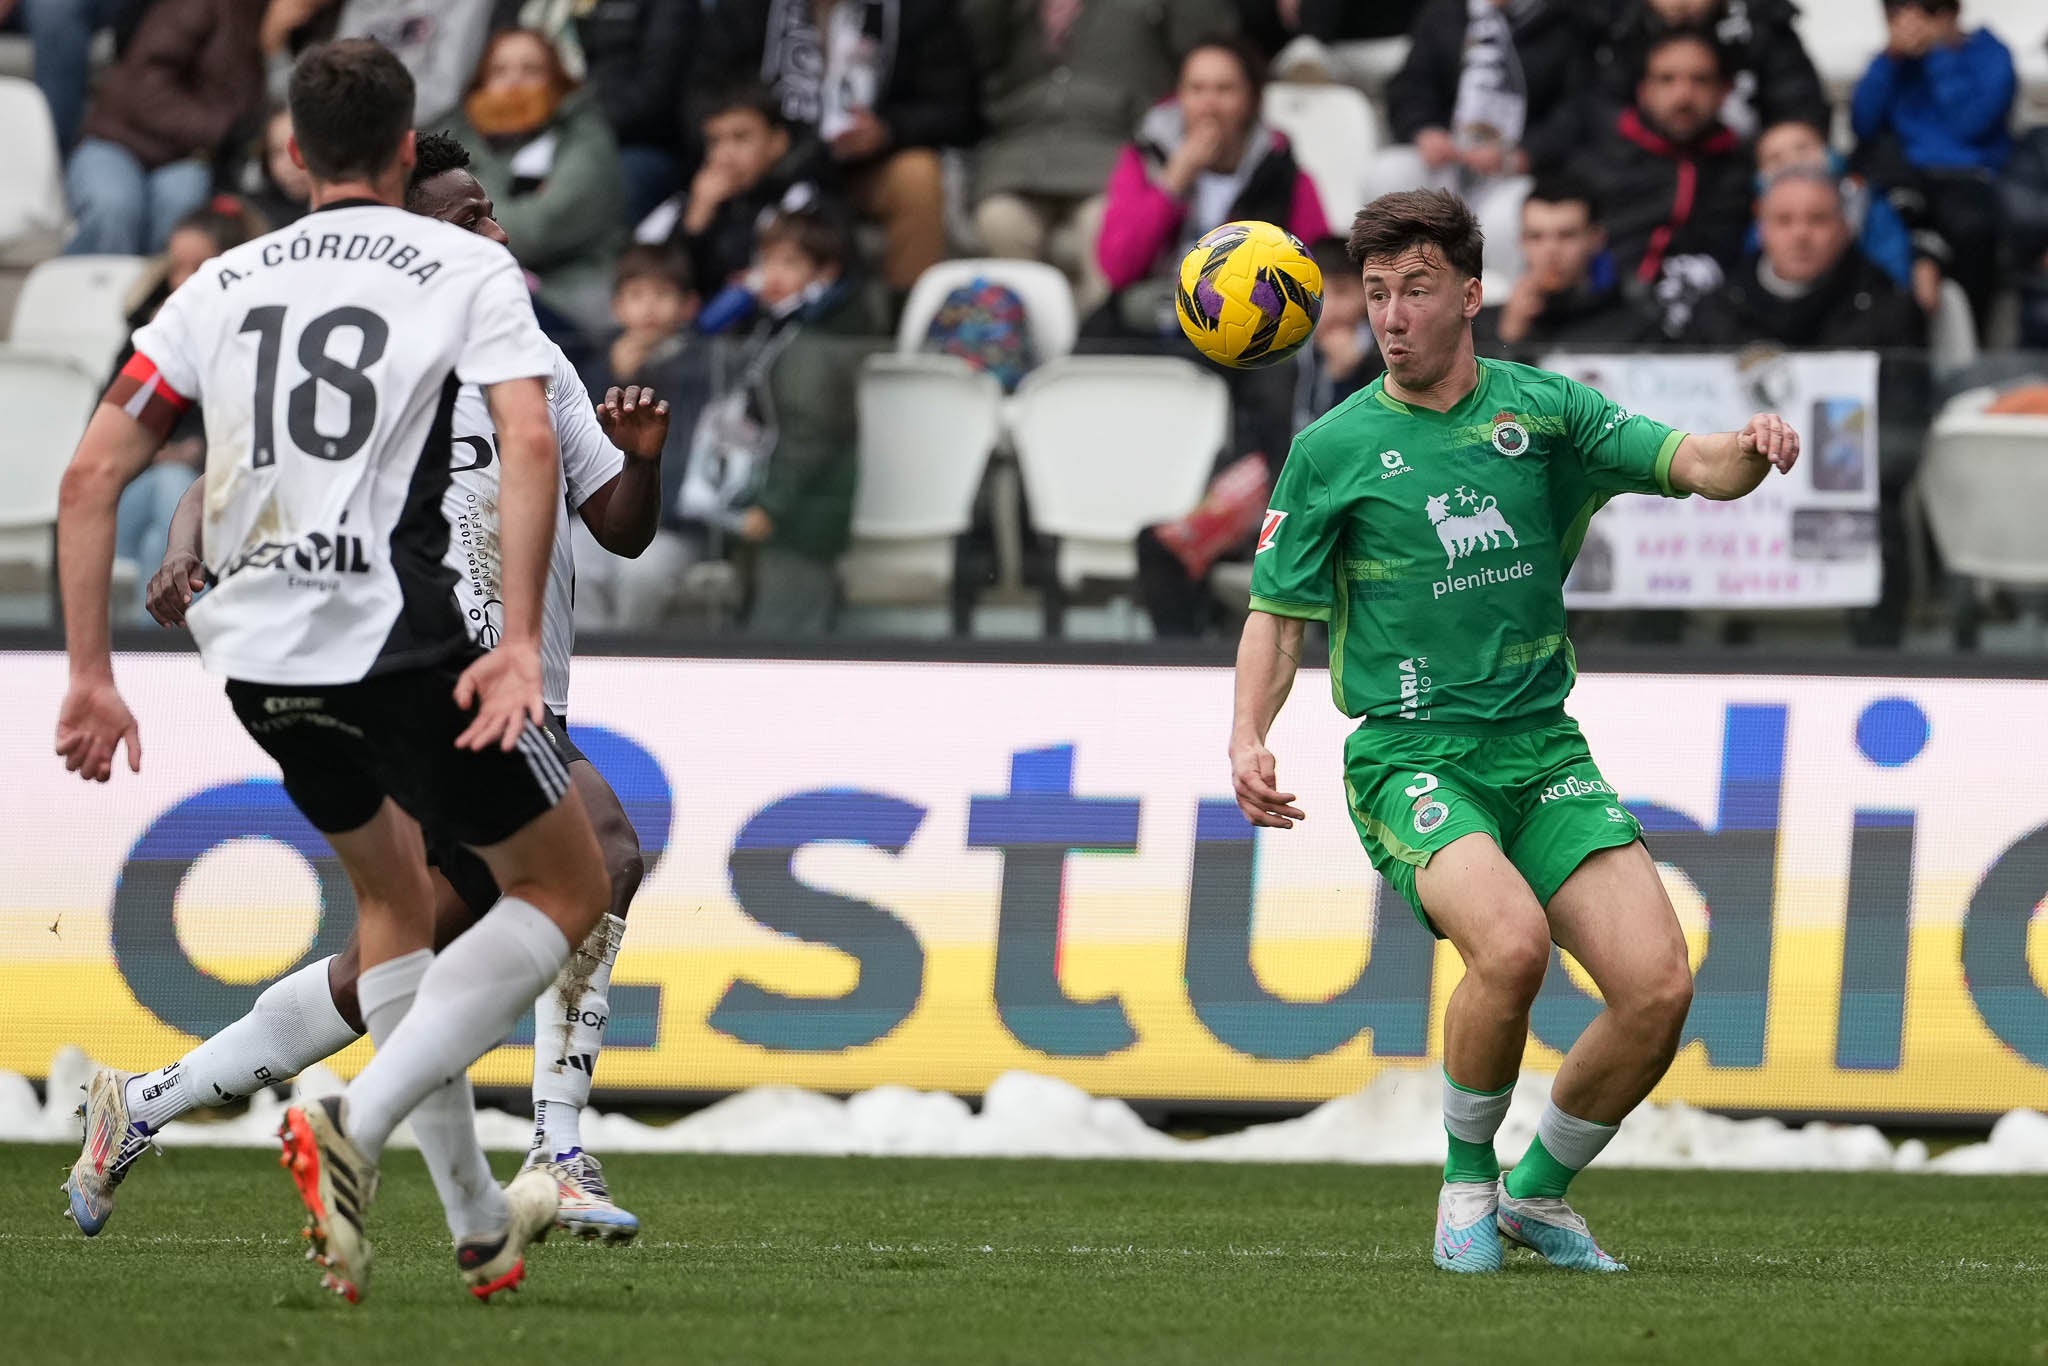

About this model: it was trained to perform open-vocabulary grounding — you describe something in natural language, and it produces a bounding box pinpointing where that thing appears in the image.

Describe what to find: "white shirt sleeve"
[551,349,625,509]
[456,254,555,387]
[127,279,208,399]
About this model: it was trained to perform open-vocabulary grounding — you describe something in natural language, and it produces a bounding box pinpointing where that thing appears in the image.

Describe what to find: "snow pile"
[8,1046,2042,1172]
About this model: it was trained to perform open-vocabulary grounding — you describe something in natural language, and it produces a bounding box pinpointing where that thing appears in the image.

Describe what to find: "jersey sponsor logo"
[1379,450,1412,479]
[218,529,373,581]
[1537,775,1619,804]
[1433,560,1534,600]
[1397,656,1431,720]
[1256,509,1287,554]
[1425,486,1521,568]
[1490,411,1530,458]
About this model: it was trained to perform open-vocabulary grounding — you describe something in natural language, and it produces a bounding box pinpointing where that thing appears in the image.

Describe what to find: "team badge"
[1490,411,1530,458]
[1413,796,1449,834]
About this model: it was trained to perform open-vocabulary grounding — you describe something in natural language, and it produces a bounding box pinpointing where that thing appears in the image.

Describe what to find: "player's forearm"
[57,460,126,681]
[1673,431,1771,501]
[1232,611,1305,745]
[164,474,205,564]
[588,461,662,558]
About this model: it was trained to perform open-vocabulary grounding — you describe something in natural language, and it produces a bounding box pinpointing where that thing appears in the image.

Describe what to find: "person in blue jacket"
[1850,0,2015,327]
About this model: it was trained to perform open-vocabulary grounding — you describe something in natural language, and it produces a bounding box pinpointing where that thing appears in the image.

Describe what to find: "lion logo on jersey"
[1425,488,1520,567]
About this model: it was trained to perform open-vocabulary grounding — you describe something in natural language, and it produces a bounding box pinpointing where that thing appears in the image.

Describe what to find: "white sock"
[358,949,508,1241]
[125,956,360,1133]
[1536,1100,1620,1173]
[344,898,571,1161]
[529,912,625,1161]
[1441,1071,1514,1145]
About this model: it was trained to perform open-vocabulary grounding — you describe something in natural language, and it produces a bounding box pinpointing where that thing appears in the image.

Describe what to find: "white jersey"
[129,202,554,685]
[442,342,623,713]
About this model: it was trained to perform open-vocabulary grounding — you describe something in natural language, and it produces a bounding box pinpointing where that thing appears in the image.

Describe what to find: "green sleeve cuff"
[1653,430,1689,498]
[1248,594,1332,622]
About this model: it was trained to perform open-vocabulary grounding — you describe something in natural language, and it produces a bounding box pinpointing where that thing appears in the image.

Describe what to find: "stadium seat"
[1794,0,1891,98]
[840,353,1003,631]
[0,347,105,592]
[11,255,149,377]
[896,258,1078,363]
[1914,389,2048,645]
[1262,82,1383,225]
[0,77,68,264]
[1929,280,1980,379]
[1009,356,1228,628]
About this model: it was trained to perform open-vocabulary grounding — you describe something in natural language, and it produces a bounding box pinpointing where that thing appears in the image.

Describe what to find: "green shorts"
[1342,712,1642,937]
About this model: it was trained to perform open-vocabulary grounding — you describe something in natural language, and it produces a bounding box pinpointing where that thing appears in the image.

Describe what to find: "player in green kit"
[1229,190,1799,1274]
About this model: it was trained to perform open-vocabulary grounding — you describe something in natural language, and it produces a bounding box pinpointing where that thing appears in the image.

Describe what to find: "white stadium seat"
[1916,392,2048,588]
[1262,81,1382,225]
[0,76,68,263]
[841,353,1003,620]
[896,258,1078,363]
[0,347,106,589]
[1009,356,1228,597]
[1929,279,1980,379]
[11,255,150,377]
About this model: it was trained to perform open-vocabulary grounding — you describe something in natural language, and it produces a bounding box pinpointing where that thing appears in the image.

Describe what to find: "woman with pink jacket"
[1090,35,1329,336]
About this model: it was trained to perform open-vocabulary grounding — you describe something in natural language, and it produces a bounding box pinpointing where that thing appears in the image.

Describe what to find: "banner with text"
[1547,350,1882,610]
[3,653,2044,1118]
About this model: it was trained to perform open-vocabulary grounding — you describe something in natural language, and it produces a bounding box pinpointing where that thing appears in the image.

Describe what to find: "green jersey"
[1250,357,1688,731]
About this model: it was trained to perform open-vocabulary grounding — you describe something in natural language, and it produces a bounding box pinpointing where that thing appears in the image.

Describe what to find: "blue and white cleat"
[1496,1178,1628,1272]
[1432,1180,1504,1273]
[63,1067,157,1236]
[535,1149,639,1243]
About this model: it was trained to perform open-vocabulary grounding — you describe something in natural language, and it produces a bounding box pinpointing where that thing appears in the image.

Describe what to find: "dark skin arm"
[146,475,208,627]
[576,385,670,558]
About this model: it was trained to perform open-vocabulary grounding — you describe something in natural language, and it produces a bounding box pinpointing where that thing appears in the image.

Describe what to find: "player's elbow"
[57,450,124,518]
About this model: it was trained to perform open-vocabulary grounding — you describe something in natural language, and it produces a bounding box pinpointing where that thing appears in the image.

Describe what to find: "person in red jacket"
[1092,34,1327,336]
[63,0,266,256]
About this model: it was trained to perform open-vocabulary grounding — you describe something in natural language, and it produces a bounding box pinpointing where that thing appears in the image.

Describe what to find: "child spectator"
[1294,235,1381,430]
[237,103,313,229]
[448,27,628,338]
[1851,0,2015,324]
[672,84,832,296]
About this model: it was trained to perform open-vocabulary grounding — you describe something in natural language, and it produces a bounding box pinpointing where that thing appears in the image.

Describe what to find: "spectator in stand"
[962,0,1233,315]
[1590,0,1828,139]
[109,196,265,620]
[1372,0,1590,262]
[235,102,313,229]
[1683,167,1926,349]
[572,245,711,628]
[1293,234,1381,429]
[62,0,265,256]
[490,0,699,225]
[448,26,627,338]
[1476,176,1656,357]
[673,83,833,295]
[1093,35,1327,337]
[2005,124,2048,349]
[691,0,981,296]
[257,0,495,127]
[1,0,154,151]
[1577,27,1751,331]
[1753,119,1920,301]
[1850,0,2015,327]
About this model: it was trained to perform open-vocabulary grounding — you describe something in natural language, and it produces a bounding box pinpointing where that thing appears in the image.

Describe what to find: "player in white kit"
[62,133,669,1245]
[53,41,609,1304]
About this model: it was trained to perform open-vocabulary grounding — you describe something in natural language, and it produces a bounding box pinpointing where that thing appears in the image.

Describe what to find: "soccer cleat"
[1496,1178,1628,1273]
[278,1096,379,1304]
[532,1149,639,1243]
[63,1067,158,1236]
[457,1166,560,1301]
[1432,1179,1504,1273]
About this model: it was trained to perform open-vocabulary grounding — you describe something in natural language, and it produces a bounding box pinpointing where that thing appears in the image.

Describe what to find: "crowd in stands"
[6,0,2048,639]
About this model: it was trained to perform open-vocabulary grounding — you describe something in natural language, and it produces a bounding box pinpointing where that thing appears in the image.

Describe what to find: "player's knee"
[1621,961,1694,1038]
[1472,927,1550,1005]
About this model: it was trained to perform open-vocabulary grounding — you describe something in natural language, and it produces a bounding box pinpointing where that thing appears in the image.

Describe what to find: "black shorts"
[227,662,572,853]
[424,709,586,914]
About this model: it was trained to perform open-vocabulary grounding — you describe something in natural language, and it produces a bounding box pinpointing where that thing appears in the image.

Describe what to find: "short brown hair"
[288,40,415,183]
[614,244,695,297]
[1347,189,1485,280]
[756,208,847,273]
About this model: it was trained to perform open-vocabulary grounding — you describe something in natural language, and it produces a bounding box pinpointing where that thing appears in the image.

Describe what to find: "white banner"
[1547,351,1882,609]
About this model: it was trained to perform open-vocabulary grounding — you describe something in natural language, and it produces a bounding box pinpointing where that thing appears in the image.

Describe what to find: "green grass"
[1,1146,2044,1365]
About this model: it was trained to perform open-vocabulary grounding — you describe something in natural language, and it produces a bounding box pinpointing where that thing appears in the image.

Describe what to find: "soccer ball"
[1175,221,1324,369]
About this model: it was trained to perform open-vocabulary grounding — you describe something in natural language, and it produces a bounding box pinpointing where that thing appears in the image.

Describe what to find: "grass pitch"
[0,1146,2042,1365]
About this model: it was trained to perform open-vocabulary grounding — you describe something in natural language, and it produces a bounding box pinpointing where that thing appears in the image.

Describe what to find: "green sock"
[1443,1131,1500,1185]
[1505,1134,1578,1200]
